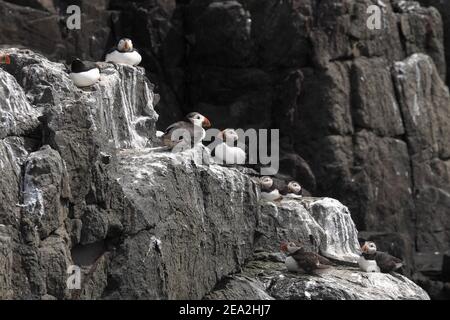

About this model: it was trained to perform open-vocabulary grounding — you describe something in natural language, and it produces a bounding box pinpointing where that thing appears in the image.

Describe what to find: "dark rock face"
[393,54,450,253]
[418,0,450,85]
[0,0,114,62]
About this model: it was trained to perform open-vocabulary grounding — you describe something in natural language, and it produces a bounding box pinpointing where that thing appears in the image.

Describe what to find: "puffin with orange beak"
[159,112,211,151]
[105,38,142,66]
[361,241,403,273]
[280,241,333,274]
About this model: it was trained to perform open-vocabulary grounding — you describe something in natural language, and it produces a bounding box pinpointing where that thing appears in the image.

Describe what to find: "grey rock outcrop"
[0,48,159,299]
[256,198,360,263]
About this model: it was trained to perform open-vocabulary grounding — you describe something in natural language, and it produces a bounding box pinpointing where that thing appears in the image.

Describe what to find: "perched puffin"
[69,58,100,88]
[280,181,303,198]
[160,112,211,151]
[361,241,403,273]
[259,176,282,201]
[105,38,142,66]
[280,241,333,274]
[213,129,246,165]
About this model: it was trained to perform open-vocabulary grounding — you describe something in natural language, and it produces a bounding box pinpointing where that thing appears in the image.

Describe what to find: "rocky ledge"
[206,261,429,300]
[0,49,429,300]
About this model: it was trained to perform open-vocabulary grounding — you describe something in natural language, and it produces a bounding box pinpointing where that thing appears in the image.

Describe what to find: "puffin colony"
[69,38,142,88]
[68,37,404,277]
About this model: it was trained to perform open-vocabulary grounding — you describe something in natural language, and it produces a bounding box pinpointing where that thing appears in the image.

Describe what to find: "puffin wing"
[289,249,319,273]
[315,253,333,266]
[163,121,185,134]
[375,252,403,272]
[106,46,118,55]
[162,121,197,148]
[279,185,289,196]
[162,121,186,146]
[274,181,288,196]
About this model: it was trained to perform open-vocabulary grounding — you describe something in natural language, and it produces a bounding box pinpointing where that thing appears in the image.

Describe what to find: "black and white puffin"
[280,181,303,198]
[160,112,211,150]
[358,241,380,273]
[259,176,282,201]
[361,241,403,273]
[280,241,333,274]
[69,58,100,88]
[105,38,142,66]
[213,129,246,165]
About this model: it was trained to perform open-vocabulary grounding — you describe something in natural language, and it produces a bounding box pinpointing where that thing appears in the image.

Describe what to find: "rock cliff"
[0,48,429,299]
[2,2,449,296]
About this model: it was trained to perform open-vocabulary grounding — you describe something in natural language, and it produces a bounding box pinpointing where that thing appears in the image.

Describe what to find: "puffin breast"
[285,256,302,272]
[69,68,100,87]
[214,143,246,164]
[106,50,142,66]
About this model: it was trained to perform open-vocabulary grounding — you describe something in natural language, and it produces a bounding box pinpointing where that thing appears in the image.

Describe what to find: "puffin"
[259,176,282,201]
[69,58,100,88]
[357,243,381,273]
[212,129,246,165]
[361,241,403,273]
[280,181,303,198]
[160,112,211,151]
[280,241,333,274]
[105,38,142,66]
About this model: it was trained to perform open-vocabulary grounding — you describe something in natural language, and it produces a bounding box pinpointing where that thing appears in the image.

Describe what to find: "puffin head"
[280,241,298,253]
[186,112,211,128]
[287,181,302,194]
[118,38,134,52]
[260,176,273,189]
[70,58,84,71]
[361,241,377,254]
[220,129,239,143]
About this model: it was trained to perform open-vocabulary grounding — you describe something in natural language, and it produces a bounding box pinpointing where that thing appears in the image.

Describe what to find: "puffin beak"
[124,41,130,51]
[280,242,287,252]
[361,244,368,253]
[202,117,211,128]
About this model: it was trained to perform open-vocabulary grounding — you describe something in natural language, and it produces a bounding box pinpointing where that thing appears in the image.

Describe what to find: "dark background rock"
[442,251,450,282]
[418,0,450,85]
